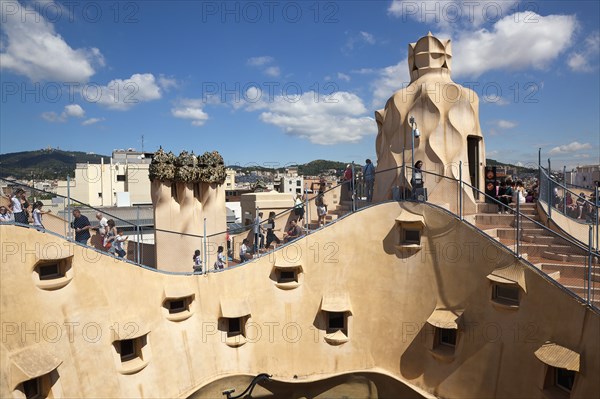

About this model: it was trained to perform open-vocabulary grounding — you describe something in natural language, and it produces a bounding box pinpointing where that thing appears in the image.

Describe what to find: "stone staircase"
[308,200,352,230]
[473,201,600,307]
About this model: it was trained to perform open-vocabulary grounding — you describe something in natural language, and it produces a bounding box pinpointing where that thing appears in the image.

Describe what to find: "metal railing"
[538,165,599,250]
[1,177,146,265]
[2,166,598,310]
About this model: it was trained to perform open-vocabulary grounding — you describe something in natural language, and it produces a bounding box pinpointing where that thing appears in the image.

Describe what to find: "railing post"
[203,218,208,274]
[538,148,541,187]
[592,186,600,251]
[562,166,567,216]
[136,205,141,264]
[588,225,593,305]
[351,161,356,212]
[304,185,309,234]
[516,197,520,258]
[547,159,552,220]
[459,161,463,220]
[67,175,72,239]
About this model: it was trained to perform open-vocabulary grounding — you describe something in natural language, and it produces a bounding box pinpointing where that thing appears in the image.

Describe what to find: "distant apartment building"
[224,168,236,190]
[57,150,153,206]
[279,176,304,194]
[566,164,600,189]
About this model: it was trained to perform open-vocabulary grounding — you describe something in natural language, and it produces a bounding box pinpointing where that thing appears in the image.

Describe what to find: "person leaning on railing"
[0,206,15,223]
[283,220,302,243]
[71,209,92,245]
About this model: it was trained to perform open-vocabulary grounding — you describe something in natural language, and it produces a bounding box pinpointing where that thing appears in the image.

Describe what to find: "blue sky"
[1,0,598,169]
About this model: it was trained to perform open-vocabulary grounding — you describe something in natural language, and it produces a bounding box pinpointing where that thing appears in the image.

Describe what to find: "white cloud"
[41,104,85,122]
[0,0,103,82]
[241,88,375,145]
[388,0,520,29]
[247,55,281,77]
[568,31,600,72]
[95,73,162,110]
[158,74,179,90]
[360,31,376,44]
[64,104,85,118]
[82,117,104,126]
[549,141,592,155]
[483,95,509,106]
[343,31,377,52]
[247,56,274,66]
[495,119,517,129]
[337,72,351,82]
[171,98,209,126]
[370,59,410,108]
[41,111,65,123]
[452,13,577,77]
[264,66,281,77]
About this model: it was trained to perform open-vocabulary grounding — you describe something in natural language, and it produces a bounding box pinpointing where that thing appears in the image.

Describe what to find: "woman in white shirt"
[11,188,28,224]
[512,181,526,205]
[32,201,51,229]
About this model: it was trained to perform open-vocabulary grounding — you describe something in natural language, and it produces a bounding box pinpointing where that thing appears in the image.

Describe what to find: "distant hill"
[0,149,536,181]
[0,149,108,179]
[486,158,537,174]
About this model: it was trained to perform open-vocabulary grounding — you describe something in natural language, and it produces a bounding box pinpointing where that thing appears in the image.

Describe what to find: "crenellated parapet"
[149,148,226,185]
[149,148,227,273]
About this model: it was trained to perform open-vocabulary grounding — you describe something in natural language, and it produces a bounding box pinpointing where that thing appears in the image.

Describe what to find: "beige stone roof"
[274,256,302,269]
[220,298,251,318]
[395,211,425,227]
[426,309,463,329]
[111,320,150,341]
[321,293,352,314]
[534,342,580,372]
[163,284,194,300]
[9,346,62,389]
[486,263,527,292]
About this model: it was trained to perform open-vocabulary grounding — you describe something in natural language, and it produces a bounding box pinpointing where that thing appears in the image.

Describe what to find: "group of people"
[495,179,529,213]
[343,159,377,203]
[554,189,598,222]
[1,188,52,230]
[94,212,128,257]
[70,210,127,257]
[243,211,302,263]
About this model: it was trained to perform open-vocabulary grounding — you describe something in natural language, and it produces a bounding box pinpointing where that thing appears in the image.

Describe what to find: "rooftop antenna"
[141,135,145,153]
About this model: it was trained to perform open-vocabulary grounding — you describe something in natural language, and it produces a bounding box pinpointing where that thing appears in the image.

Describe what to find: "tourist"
[363,159,376,202]
[0,206,14,223]
[193,249,202,273]
[265,211,281,249]
[316,193,328,227]
[11,188,28,225]
[576,193,587,219]
[410,160,424,200]
[71,209,91,245]
[497,181,512,214]
[564,192,577,217]
[553,185,561,208]
[112,231,128,258]
[284,220,302,243]
[32,201,51,230]
[95,212,109,235]
[214,246,225,269]
[512,181,526,206]
[253,211,265,253]
[240,238,252,263]
[343,164,353,199]
[103,219,118,254]
[294,194,305,223]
